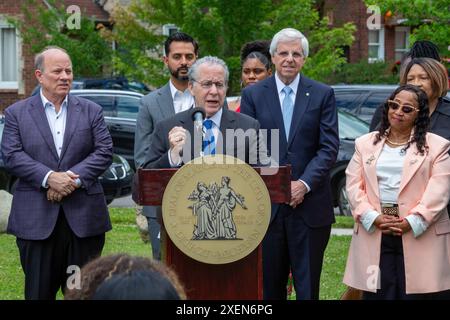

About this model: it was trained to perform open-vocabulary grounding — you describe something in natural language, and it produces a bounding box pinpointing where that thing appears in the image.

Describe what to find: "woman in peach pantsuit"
[343,84,450,299]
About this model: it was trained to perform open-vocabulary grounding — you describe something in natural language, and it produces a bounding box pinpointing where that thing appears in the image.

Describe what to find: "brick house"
[1,0,412,112]
[323,0,410,64]
[0,0,109,111]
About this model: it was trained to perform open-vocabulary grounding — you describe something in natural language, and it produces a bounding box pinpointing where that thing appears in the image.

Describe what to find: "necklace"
[386,137,409,146]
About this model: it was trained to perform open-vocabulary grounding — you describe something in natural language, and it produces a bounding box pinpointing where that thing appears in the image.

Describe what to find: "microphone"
[191,107,206,132]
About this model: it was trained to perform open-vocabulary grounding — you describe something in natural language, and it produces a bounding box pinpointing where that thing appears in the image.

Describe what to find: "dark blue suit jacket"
[1,94,113,240]
[241,75,339,227]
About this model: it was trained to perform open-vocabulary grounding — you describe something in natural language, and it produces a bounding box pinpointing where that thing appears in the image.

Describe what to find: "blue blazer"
[241,75,339,227]
[1,94,113,240]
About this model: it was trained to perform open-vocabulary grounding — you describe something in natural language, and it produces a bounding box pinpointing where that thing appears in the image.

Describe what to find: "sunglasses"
[387,100,420,114]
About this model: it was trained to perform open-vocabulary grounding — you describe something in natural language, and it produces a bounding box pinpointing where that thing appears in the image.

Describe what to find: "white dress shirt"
[360,144,428,237]
[274,72,310,193]
[169,80,194,114]
[40,90,81,188]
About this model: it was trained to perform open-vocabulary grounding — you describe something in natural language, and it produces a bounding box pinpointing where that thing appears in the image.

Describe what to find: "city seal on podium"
[162,155,271,264]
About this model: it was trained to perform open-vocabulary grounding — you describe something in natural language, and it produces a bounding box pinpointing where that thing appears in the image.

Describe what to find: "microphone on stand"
[191,107,206,132]
[191,107,206,157]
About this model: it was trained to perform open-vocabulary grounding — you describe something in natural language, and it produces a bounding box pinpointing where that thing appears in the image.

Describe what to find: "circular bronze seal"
[162,155,271,264]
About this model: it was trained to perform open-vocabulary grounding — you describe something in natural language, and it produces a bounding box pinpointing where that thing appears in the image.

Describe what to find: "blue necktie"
[282,86,294,138]
[202,119,216,155]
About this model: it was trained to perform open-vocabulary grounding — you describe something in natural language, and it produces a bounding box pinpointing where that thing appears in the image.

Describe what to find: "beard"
[169,65,189,81]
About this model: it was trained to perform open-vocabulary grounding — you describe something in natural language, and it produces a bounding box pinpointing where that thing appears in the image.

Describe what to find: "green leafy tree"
[100,2,167,87]
[107,0,355,92]
[8,0,112,77]
[364,0,450,57]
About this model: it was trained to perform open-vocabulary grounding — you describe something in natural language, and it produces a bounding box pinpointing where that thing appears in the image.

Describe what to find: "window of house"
[0,21,18,89]
[368,27,384,63]
[395,26,410,62]
[162,24,179,37]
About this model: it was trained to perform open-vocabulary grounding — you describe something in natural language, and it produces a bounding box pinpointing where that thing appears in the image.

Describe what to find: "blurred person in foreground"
[65,254,185,300]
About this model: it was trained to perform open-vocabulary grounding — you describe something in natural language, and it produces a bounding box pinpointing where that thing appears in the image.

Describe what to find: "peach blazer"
[343,132,450,294]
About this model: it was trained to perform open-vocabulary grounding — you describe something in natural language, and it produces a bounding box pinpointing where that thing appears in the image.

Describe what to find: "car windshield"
[338,110,369,140]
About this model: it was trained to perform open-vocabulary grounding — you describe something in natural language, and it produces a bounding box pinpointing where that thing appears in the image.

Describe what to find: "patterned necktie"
[282,86,294,138]
[202,119,216,155]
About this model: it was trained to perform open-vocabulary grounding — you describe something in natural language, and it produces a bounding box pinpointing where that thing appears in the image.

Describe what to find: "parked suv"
[70,89,144,169]
[332,84,397,123]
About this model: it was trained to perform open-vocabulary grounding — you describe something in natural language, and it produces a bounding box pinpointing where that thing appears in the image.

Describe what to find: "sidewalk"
[331,228,353,236]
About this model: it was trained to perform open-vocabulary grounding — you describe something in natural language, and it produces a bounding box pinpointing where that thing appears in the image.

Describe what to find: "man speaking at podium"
[143,56,269,169]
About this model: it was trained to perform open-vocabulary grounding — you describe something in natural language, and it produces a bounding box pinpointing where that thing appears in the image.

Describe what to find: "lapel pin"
[366,155,375,165]
[306,92,310,96]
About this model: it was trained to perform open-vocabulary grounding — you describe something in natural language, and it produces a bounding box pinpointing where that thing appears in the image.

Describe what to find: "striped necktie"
[202,119,216,155]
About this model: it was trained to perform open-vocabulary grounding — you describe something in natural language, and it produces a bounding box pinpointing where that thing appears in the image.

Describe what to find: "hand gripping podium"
[133,163,291,300]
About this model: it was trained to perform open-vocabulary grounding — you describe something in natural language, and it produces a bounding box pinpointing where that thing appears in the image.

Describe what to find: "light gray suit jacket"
[134,83,174,218]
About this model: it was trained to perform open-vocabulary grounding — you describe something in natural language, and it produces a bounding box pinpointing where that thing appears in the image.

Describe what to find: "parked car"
[0,115,133,205]
[332,84,397,123]
[32,77,151,96]
[70,89,144,169]
[72,77,151,94]
[331,109,370,215]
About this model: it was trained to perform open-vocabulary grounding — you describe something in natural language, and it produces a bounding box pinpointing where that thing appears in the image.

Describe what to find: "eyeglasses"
[192,80,226,90]
[276,51,304,59]
[387,100,420,114]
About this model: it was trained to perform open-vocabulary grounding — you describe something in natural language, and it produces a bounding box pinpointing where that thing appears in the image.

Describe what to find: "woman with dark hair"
[229,40,272,112]
[370,45,448,132]
[343,84,450,299]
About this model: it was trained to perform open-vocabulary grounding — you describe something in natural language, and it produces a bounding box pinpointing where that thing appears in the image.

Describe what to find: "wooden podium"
[133,166,291,300]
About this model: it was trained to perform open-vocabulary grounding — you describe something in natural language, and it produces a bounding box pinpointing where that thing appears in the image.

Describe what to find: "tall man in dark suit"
[1,46,113,300]
[241,28,339,300]
[134,32,198,260]
[144,56,266,169]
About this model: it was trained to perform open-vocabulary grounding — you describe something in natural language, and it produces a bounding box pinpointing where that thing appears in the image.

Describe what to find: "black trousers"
[363,234,450,300]
[16,209,105,300]
[262,204,331,300]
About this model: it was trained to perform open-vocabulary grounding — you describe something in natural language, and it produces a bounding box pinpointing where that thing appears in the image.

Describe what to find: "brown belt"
[381,203,399,217]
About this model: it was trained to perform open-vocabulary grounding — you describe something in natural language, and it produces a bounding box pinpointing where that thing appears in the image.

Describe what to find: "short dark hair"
[410,40,441,61]
[240,40,272,70]
[399,40,441,79]
[164,32,199,56]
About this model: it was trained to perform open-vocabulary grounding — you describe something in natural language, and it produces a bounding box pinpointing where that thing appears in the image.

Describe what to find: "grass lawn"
[0,208,351,300]
[333,215,355,229]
